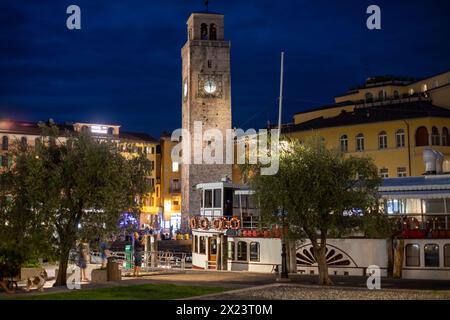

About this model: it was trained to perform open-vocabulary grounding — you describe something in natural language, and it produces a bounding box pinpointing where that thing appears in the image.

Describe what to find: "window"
[150,160,155,171]
[379,168,389,178]
[228,241,235,260]
[424,244,439,267]
[415,126,429,146]
[250,242,260,262]
[393,90,400,99]
[210,238,217,255]
[365,92,373,102]
[424,199,445,214]
[237,241,247,261]
[405,244,420,267]
[356,134,364,152]
[409,88,415,96]
[193,235,198,253]
[108,127,114,135]
[204,190,212,208]
[378,90,386,101]
[20,137,27,148]
[442,127,449,146]
[431,127,440,146]
[2,136,8,151]
[1,155,8,167]
[172,161,179,172]
[444,244,450,267]
[213,189,221,208]
[200,23,208,40]
[422,84,428,92]
[199,236,206,254]
[397,167,407,177]
[209,24,217,40]
[378,131,388,149]
[340,135,348,152]
[433,80,439,88]
[34,137,41,147]
[207,60,212,68]
[396,129,405,148]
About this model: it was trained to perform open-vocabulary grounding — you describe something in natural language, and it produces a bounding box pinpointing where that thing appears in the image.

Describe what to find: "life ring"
[200,217,210,230]
[229,217,240,230]
[190,217,198,229]
[213,218,222,230]
[219,218,229,230]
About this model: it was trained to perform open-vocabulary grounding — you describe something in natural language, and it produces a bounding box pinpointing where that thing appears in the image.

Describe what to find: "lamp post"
[276,207,289,280]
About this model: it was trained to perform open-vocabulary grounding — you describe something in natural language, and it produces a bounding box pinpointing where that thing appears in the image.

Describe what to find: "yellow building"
[159,133,182,230]
[278,70,450,177]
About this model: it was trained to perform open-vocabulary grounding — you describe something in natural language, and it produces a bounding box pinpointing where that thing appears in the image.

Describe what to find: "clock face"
[183,80,188,97]
[204,80,217,94]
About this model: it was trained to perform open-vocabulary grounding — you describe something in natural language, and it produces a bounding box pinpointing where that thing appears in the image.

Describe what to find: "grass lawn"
[9,284,230,300]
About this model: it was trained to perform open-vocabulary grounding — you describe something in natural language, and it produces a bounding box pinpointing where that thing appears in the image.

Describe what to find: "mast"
[277,51,285,133]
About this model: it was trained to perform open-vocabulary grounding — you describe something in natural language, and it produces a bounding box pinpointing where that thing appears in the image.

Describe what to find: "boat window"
[213,189,221,208]
[193,235,198,253]
[237,241,247,261]
[248,195,256,209]
[204,190,213,208]
[228,241,235,260]
[405,244,420,267]
[224,188,233,216]
[444,244,450,267]
[199,236,206,254]
[233,193,240,208]
[424,199,445,214]
[250,242,260,262]
[424,244,439,267]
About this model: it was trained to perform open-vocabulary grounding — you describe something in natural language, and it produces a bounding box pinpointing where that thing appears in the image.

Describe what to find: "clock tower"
[180,11,232,224]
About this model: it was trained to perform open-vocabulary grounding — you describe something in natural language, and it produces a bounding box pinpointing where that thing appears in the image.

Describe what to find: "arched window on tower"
[209,24,217,40]
[415,126,429,147]
[442,127,449,146]
[201,23,208,40]
[431,126,440,146]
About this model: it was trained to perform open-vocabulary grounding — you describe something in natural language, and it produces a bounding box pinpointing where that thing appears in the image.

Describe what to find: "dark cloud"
[0,0,449,135]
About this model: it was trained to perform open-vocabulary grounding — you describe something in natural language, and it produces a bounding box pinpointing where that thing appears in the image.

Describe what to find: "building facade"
[280,71,450,178]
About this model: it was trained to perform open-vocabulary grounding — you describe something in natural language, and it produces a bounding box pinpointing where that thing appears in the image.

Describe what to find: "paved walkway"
[1,270,449,299]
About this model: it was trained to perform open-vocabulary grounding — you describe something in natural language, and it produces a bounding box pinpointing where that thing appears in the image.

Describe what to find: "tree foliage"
[0,121,151,286]
[242,137,385,285]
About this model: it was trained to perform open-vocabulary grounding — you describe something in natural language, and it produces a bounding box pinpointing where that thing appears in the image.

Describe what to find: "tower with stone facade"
[180,11,232,224]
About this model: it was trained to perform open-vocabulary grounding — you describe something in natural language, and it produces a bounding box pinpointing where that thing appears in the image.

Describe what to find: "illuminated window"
[378,131,387,149]
[379,168,389,178]
[422,84,428,92]
[172,161,179,172]
[409,88,414,96]
[405,244,420,267]
[396,129,405,148]
[397,167,407,177]
[356,134,364,152]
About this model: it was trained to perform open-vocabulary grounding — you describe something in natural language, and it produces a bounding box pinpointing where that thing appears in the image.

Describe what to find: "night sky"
[1,0,449,137]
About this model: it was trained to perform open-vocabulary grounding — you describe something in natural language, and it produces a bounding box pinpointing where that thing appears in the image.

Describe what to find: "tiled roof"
[282,101,450,134]
[119,131,158,143]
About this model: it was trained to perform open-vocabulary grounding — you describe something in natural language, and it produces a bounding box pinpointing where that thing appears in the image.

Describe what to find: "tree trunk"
[315,245,333,285]
[54,247,70,287]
